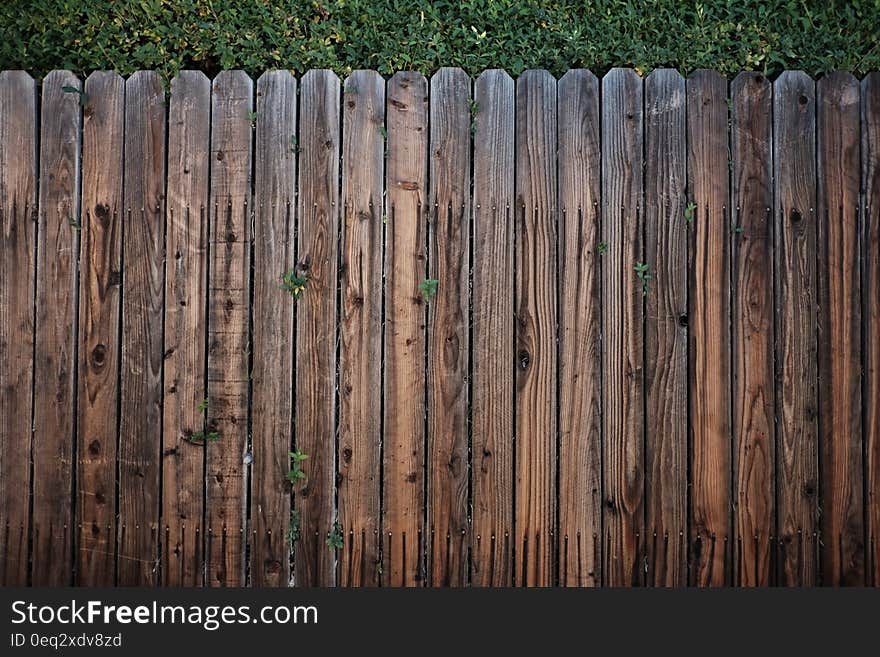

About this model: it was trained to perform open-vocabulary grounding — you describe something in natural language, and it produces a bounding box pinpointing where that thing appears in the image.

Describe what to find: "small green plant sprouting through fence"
[634,262,652,295]
[684,202,697,225]
[419,278,438,302]
[282,270,309,299]
[287,449,308,485]
[326,522,344,551]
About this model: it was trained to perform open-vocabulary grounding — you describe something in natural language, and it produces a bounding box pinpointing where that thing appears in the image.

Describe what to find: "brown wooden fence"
[1,67,878,587]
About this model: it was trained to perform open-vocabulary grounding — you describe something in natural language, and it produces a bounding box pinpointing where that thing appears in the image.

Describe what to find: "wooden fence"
[1,67,878,587]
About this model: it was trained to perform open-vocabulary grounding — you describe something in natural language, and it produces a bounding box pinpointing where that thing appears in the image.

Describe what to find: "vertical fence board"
[557,69,602,587]
[817,72,865,585]
[251,70,296,587]
[644,69,687,587]
[77,71,124,586]
[118,70,166,586]
[601,68,644,587]
[773,71,819,586]
[339,70,384,587]
[687,69,732,586]
[162,71,210,587]
[32,71,80,586]
[865,73,880,587]
[515,70,557,586]
[295,69,340,587]
[428,67,471,587]
[0,71,36,586]
[383,72,428,587]
[471,69,515,587]
[206,70,252,587]
[730,72,775,587]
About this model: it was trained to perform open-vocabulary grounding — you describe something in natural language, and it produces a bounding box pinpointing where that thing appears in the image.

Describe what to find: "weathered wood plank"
[427,67,471,587]
[471,69,515,587]
[865,73,880,587]
[337,71,385,588]
[687,69,732,586]
[206,70,252,587]
[32,70,81,586]
[0,70,36,586]
[383,71,428,587]
[773,70,819,586]
[118,70,166,586]
[817,71,864,585]
[338,70,384,587]
[77,71,124,586]
[644,69,687,587]
[515,69,557,586]
[251,70,296,587]
[162,70,210,587]
[294,69,340,587]
[730,71,775,587]
[557,69,602,587]
[601,68,644,587]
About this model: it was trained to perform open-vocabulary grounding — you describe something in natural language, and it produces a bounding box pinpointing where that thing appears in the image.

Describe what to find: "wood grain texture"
[643,69,687,587]
[687,69,732,586]
[773,71,818,586]
[514,70,557,586]
[601,68,644,587]
[817,71,864,585]
[206,70,252,587]
[383,71,428,587]
[162,71,210,587]
[427,67,471,587]
[32,71,81,586]
[251,70,296,587]
[730,71,775,587]
[77,71,124,586]
[118,70,166,586]
[557,69,602,587]
[471,69,515,587]
[865,73,880,587]
[294,69,340,587]
[338,70,384,587]
[0,70,36,586]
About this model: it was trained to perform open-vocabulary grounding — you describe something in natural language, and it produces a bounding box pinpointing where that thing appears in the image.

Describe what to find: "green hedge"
[2,0,879,80]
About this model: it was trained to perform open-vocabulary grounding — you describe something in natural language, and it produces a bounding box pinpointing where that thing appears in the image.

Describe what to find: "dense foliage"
[2,0,879,79]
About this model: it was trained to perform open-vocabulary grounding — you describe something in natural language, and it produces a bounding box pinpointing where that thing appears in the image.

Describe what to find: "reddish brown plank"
[557,69,602,587]
[162,70,210,587]
[294,69,340,587]
[118,70,166,586]
[730,71,775,587]
[77,71,124,586]
[251,70,296,587]
[206,70,252,587]
[601,68,644,587]
[817,71,864,585]
[383,71,428,587]
[865,73,880,587]
[339,70,384,587]
[687,69,732,586]
[32,70,81,586]
[471,69,515,587]
[427,67,471,587]
[0,70,36,586]
[773,71,819,586]
[514,70,557,586]
[644,69,687,587]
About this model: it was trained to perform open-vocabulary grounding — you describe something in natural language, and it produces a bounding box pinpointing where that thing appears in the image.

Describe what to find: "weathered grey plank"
[557,68,602,587]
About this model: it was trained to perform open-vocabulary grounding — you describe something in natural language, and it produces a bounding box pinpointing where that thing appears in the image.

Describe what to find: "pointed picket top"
[817,70,860,112]
[731,70,770,98]
[256,68,295,87]
[559,68,599,89]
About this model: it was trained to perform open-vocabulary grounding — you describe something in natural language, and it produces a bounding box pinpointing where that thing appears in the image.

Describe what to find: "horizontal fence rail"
[0,68,879,587]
